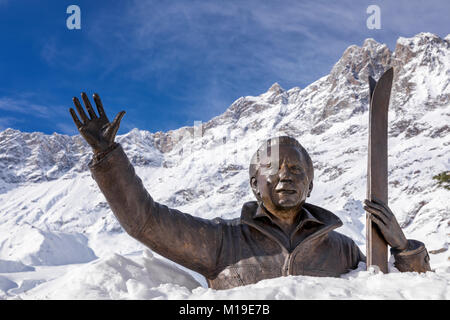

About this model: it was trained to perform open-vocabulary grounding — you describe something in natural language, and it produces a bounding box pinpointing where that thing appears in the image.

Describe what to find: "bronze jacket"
[90,143,431,290]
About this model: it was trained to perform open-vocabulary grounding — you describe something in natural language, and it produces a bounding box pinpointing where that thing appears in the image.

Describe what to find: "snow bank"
[0,224,97,266]
[14,252,449,300]
[20,251,201,299]
[0,275,17,295]
[0,259,35,273]
[187,265,449,300]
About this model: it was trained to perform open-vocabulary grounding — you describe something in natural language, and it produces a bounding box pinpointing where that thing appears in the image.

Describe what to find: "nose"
[278,163,293,182]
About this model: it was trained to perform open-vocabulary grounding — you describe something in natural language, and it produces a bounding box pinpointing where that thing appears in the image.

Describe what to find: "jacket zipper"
[286,224,338,275]
[242,220,340,276]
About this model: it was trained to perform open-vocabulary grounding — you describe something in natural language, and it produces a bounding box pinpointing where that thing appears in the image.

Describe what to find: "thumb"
[107,110,126,141]
[112,110,126,127]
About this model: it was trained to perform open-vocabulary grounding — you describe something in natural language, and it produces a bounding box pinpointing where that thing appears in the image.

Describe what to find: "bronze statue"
[69,89,431,290]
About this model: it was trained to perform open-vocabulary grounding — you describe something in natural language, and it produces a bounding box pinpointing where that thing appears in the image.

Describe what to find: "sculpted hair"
[249,136,314,181]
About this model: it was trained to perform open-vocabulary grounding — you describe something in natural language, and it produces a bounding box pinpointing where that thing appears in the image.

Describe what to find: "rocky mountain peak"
[390,33,450,116]
[267,82,284,94]
[393,32,449,69]
[397,32,448,50]
[329,38,392,86]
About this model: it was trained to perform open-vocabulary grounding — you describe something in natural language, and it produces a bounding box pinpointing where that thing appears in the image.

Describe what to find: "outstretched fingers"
[93,93,107,119]
[81,92,97,119]
[69,108,83,128]
[73,96,89,123]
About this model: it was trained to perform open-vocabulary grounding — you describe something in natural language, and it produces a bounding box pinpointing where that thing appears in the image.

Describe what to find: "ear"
[250,177,258,192]
[307,181,313,197]
[250,177,261,200]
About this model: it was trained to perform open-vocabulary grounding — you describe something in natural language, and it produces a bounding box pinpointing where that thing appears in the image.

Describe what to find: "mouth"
[275,189,297,195]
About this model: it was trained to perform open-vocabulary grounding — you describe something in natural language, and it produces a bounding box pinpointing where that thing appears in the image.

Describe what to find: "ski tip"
[376,67,394,92]
[382,67,394,80]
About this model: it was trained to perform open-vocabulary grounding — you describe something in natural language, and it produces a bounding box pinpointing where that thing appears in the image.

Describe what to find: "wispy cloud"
[93,0,449,76]
[40,37,95,71]
[0,97,51,118]
[0,95,74,134]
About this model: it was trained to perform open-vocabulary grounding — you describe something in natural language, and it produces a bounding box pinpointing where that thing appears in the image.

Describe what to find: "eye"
[262,162,272,168]
[291,165,302,173]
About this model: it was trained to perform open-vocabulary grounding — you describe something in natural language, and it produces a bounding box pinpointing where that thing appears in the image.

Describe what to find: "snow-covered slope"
[0,32,449,299]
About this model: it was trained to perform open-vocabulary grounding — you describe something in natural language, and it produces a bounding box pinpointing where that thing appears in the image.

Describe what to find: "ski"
[366,67,393,273]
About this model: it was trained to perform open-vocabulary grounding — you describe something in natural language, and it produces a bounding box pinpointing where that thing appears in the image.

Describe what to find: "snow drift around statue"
[18,251,201,299]
[0,224,97,266]
[10,252,449,300]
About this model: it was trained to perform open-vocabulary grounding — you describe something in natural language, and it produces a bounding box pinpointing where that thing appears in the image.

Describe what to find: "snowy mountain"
[0,32,449,299]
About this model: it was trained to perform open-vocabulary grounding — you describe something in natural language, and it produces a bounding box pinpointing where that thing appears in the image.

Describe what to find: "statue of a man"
[69,92,431,290]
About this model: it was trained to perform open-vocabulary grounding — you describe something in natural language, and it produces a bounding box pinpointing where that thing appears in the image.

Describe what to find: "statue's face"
[251,145,313,214]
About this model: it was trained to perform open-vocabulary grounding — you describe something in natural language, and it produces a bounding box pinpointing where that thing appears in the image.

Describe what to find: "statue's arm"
[89,143,223,277]
[364,198,431,272]
[70,93,223,277]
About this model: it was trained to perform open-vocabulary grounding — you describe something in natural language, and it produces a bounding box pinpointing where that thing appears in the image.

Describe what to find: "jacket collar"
[253,203,323,225]
[240,201,343,251]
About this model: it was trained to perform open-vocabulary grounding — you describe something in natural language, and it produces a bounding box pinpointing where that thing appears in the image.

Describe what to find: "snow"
[0,276,17,294]
[0,260,34,273]
[0,224,97,266]
[3,253,448,300]
[16,251,200,300]
[0,32,449,300]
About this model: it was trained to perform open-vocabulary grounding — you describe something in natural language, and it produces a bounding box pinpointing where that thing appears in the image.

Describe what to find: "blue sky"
[0,0,448,135]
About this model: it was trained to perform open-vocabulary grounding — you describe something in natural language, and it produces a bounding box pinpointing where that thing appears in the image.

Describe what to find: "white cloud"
[0,96,74,134]
[0,97,51,118]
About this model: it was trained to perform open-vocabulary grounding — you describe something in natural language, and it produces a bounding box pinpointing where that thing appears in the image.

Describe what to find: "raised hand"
[69,92,125,154]
[364,197,408,251]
